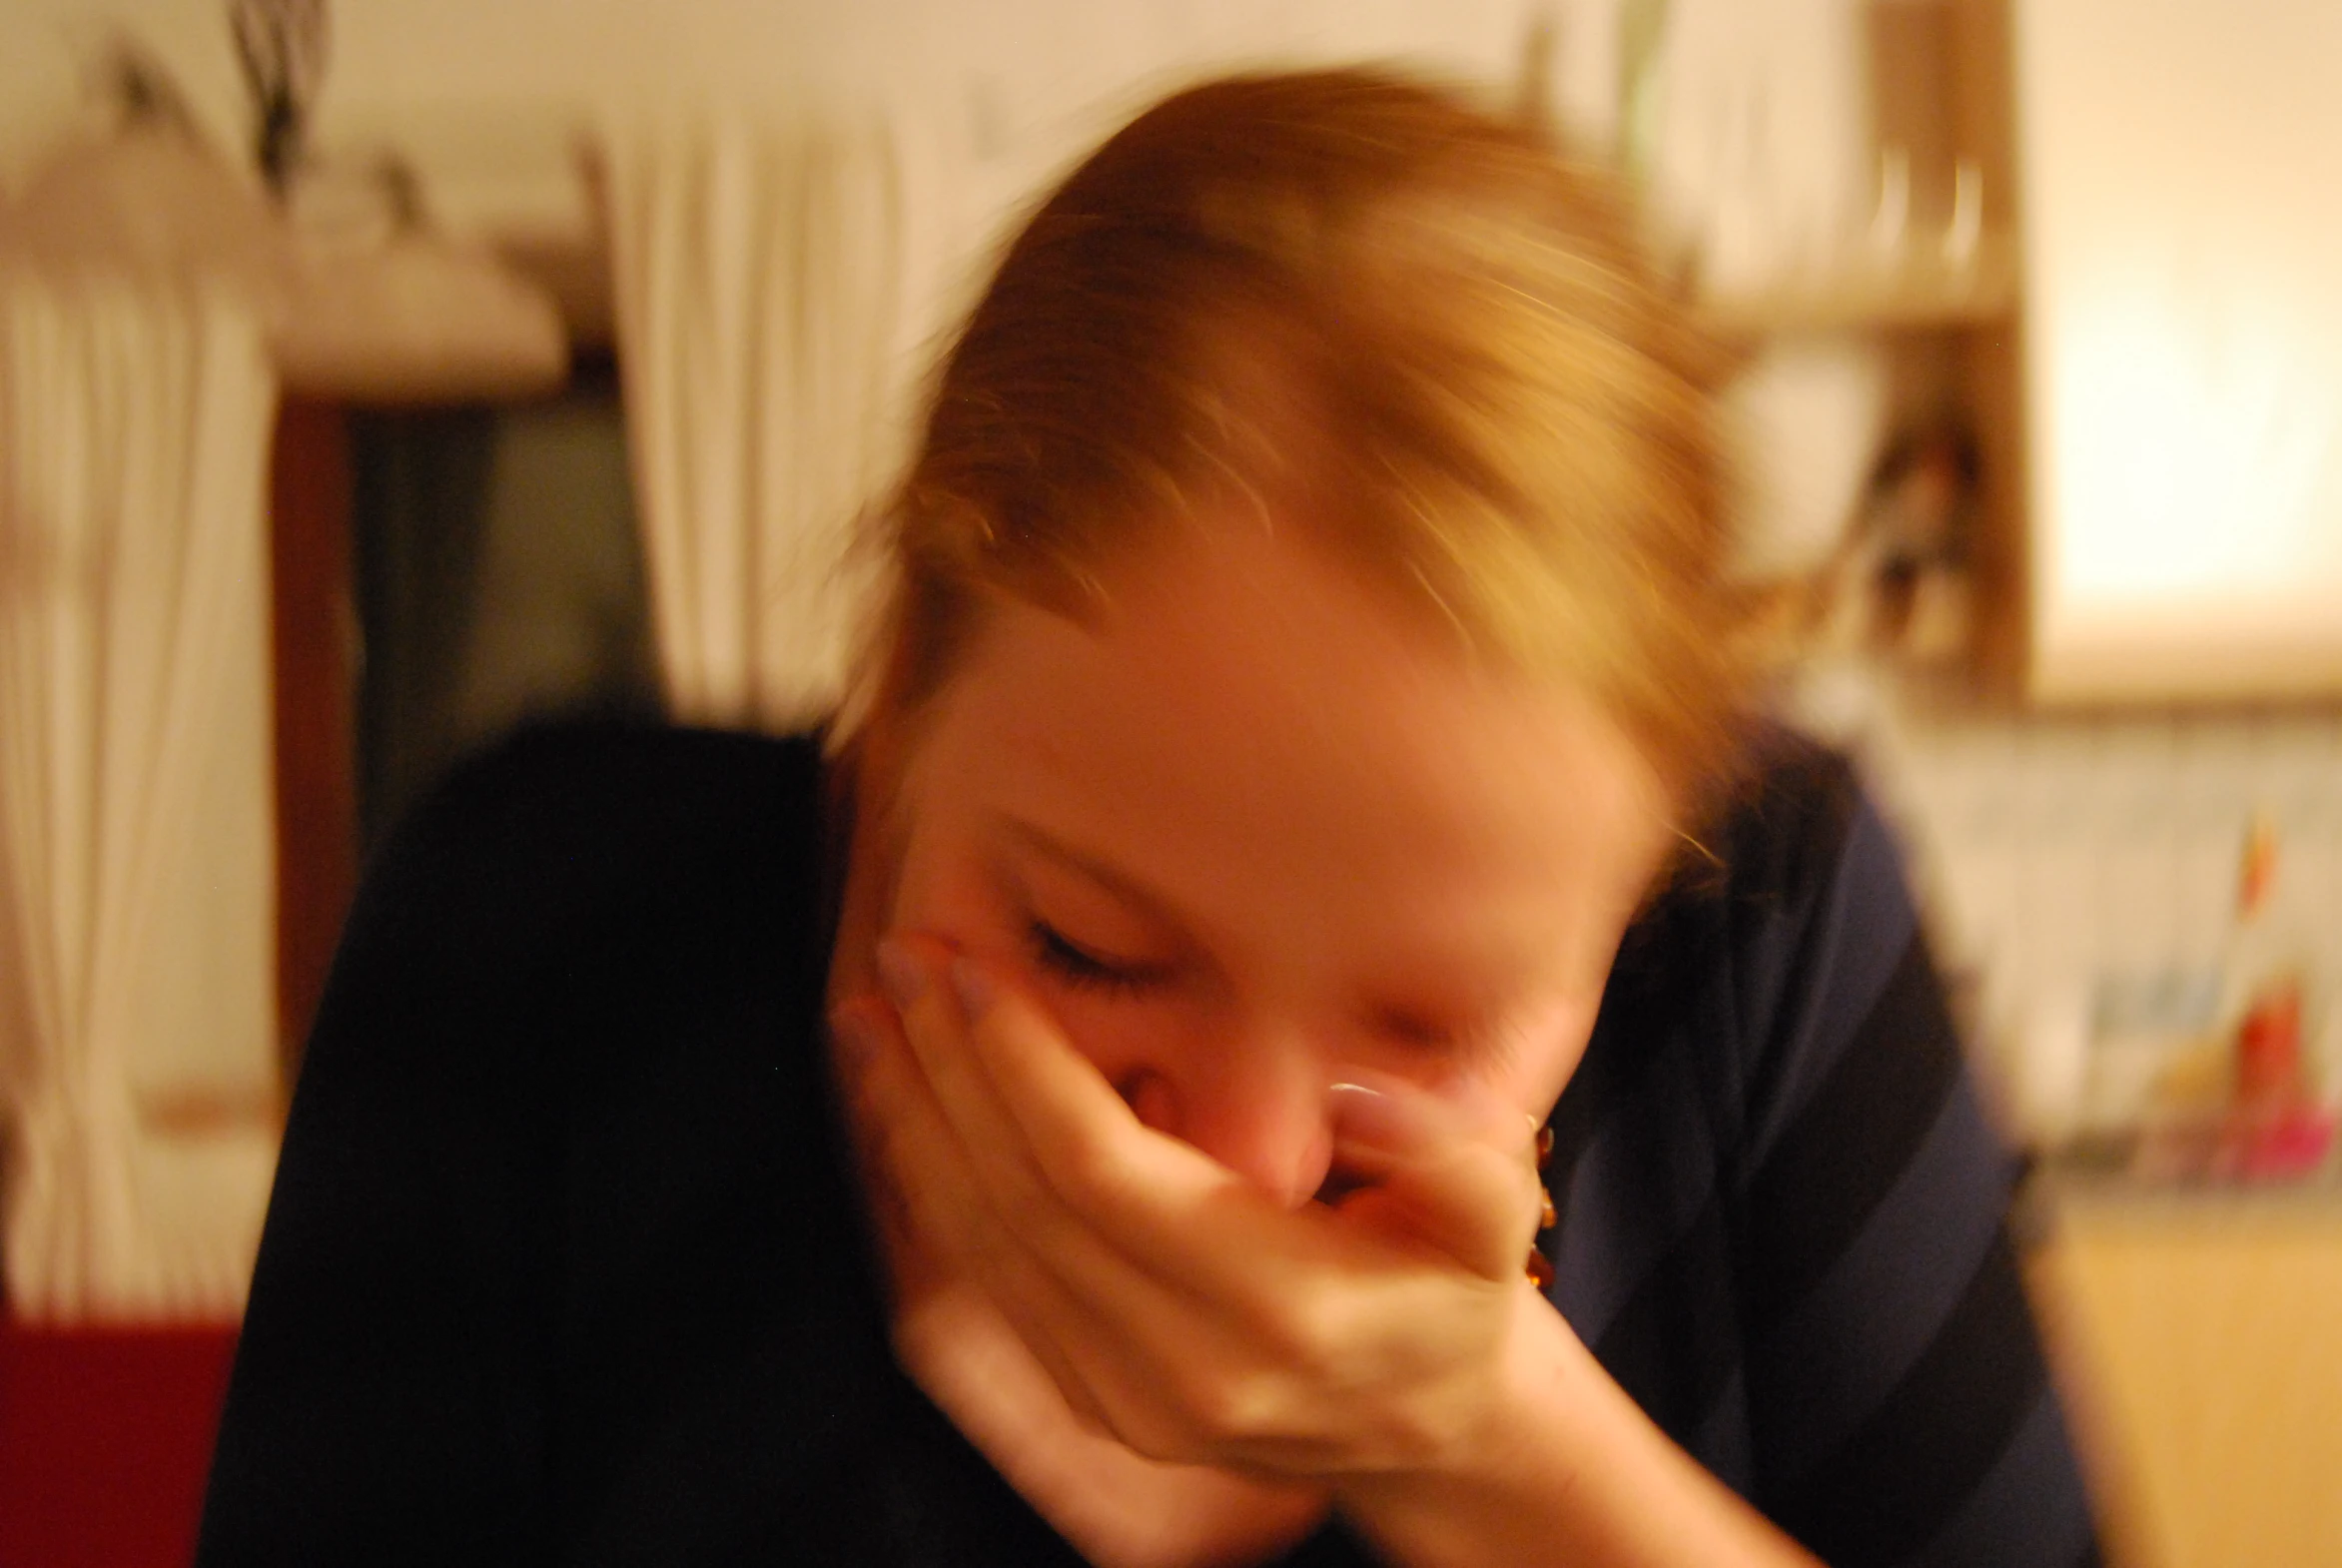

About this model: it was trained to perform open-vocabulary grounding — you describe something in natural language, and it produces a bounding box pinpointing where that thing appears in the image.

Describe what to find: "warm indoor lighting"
[2020,0,2342,699]
[2046,265,2341,604]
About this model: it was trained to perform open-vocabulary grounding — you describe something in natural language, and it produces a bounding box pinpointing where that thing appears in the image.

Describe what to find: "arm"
[1342,771,2099,1568]
[1722,784,2101,1567]
[196,747,574,1567]
[1338,1286,1819,1568]
[201,723,830,1567]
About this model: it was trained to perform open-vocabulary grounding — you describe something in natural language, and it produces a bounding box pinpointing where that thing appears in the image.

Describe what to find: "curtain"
[0,272,282,1324]
[605,109,956,731]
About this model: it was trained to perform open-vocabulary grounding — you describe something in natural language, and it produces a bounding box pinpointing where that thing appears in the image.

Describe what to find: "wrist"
[1336,1284,1583,1553]
[1336,1287,1822,1568]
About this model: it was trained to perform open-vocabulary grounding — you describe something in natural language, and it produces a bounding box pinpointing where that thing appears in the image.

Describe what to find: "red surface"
[0,1319,237,1568]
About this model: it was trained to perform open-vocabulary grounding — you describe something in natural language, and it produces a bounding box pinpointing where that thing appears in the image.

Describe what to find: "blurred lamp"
[3,108,568,404]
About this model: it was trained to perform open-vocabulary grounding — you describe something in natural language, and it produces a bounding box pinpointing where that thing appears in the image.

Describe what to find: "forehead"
[902,519,1671,980]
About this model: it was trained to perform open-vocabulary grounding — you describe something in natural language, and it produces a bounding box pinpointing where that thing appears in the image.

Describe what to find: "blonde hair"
[849,69,1745,815]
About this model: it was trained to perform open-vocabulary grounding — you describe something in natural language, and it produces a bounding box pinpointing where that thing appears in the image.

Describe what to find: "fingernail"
[950,956,997,1019]
[1327,1081,1427,1153]
[874,938,926,1010]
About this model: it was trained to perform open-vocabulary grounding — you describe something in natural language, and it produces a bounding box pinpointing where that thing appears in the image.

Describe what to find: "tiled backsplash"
[1791,671,2342,1140]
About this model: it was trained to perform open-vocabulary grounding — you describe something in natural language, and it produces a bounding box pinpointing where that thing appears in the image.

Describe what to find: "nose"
[1120,1022,1334,1208]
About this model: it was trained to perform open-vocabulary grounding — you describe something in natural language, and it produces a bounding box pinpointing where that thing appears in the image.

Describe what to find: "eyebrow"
[991,817,1198,935]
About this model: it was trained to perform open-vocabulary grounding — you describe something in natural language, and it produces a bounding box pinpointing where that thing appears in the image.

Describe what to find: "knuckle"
[1264,1273,1361,1374]
[1048,1121,1139,1213]
[1263,1304,1333,1386]
[1184,1366,1283,1448]
[1111,1406,1205,1466]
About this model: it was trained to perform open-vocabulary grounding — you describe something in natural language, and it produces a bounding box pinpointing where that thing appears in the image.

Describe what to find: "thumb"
[1324,1078,1543,1283]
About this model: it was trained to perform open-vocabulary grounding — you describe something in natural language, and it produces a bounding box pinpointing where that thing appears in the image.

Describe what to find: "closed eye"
[1371,1008,1458,1051]
[1027,919,1173,996]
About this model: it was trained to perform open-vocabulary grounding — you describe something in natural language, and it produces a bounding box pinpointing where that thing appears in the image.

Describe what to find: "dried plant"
[231,0,331,191]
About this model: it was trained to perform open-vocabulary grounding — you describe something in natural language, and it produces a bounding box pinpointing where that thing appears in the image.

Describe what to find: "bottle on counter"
[2216,813,2333,1179]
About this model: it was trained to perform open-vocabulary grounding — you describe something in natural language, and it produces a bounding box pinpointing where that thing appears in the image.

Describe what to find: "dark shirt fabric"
[197,720,2099,1568]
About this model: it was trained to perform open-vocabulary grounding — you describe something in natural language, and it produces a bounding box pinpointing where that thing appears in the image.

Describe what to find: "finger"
[947,955,1225,1218]
[911,964,1532,1476]
[898,949,1532,1473]
[877,935,1209,1307]
[835,992,1142,1435]
[836,989,1119,1333]
[1326,1079,1543,1282]
[875,935,1065,1221]
[945,954,1356,1293]
[878,939,1240,1286]
[871,942,1256,1417]
[829,995,993,1286]
[1324,1071,1537,1183]
[944,953,1428,1393]
[836,983,1092,1308]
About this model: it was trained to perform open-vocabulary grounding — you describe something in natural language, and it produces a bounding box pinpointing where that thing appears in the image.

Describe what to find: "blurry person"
[197,72,2099,1568]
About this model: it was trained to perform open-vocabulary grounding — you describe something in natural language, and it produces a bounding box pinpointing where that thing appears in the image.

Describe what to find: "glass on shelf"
[1694,147,2010,338]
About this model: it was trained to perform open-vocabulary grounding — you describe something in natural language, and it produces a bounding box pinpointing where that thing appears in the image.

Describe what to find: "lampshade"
[1,120,568,403]
[3,122,293,305]
[274,195,568,403]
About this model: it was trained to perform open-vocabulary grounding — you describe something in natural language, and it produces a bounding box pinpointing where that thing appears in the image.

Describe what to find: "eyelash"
[1373,1010,1457,1051]
[1026,920,1166,996]
[1022,918,1492,1054]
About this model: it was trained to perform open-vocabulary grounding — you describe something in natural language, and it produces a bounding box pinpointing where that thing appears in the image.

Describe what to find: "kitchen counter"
[2018,1153,2342,1233]
[2021,1166,2342,1568]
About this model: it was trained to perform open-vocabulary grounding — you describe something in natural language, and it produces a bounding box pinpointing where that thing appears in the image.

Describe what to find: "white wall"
[1843,687,2342,1144]
[3,0,1541,240]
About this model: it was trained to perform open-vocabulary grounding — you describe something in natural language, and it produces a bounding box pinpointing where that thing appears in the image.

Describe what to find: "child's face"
[879,517,1676,1208]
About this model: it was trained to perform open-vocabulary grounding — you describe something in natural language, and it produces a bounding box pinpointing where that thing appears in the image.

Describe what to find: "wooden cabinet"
[2028,1197,2342,1568]
[1690,0,2034,693]
[1695,0,2342,704]
[2009,1,2342,702]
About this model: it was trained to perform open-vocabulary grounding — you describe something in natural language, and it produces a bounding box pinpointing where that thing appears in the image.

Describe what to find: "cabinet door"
[2015,0,2342,701]
[2029,1210,2342,1568]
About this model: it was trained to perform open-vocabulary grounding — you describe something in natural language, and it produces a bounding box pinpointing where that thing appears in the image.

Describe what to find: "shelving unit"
[1697,0,2031,699]
[1694,231,2017,340]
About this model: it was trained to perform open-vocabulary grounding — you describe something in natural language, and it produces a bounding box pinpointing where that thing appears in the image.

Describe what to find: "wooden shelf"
[1695,233,2018,339]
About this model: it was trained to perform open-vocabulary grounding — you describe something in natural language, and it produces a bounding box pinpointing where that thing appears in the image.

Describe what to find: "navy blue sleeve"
[196,722,827,1568]
[196,732,585,1567]
[1545,735,2101,1568]
[1726,757,2101,1568]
